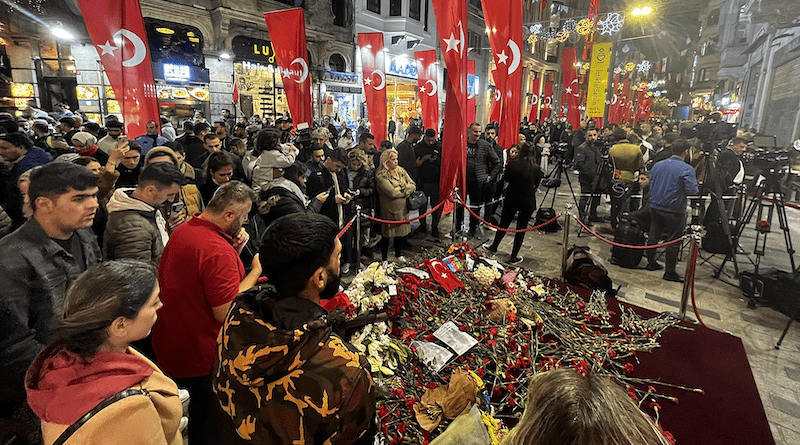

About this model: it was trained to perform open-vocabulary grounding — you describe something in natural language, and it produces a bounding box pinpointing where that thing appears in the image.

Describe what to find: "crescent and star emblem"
[98,29,147,67]
[431,260,450,280]
[423,79,437,97]
[531,94,538,105]
[289,58,309,84]
[543,96,552,106]
[506,40,520,74]
[493,90,501,101]
[611,94,618,105]
[372,70,386,90]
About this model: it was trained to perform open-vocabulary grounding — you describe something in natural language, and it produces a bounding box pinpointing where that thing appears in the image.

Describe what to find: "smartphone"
[171,201,186,214]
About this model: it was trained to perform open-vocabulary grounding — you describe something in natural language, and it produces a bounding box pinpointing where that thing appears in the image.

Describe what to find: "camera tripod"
[716,165,796,307]
[577,148,614,235]
[540,154,581,213]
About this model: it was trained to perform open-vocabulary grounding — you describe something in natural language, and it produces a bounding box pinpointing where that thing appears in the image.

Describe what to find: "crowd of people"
[0,104,786,445]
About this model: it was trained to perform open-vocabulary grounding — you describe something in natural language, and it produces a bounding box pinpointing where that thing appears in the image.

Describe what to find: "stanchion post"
[561,210,571,278]
[451,187,460,242]
[355,205,362,272]
[679,226,701,319]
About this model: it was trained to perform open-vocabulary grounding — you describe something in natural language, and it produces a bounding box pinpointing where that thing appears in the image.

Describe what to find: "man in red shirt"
[152,180,260,445]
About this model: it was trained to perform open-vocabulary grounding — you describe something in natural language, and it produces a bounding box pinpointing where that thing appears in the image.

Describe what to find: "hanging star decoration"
[646,91,654,97]
[540,29,558,41]
[527,34,539,45]
[556,30,570,42]
[637,60,652,73]
[576,18,594,36]
[597,13,624,36]
[613,67,623,74]
[580,62,590,72]
[625,62,636,72]
[562,19,578,33]
[529,23,543,35]
[648,81,659,89]
[654,91,662,97]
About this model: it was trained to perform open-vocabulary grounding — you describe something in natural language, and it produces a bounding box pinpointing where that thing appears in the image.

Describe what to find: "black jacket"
[258,182,324,228]
[0,219,101,403]
[505,159,544,206]
[307,167,351,225]
[575,141,602,185]
[466,139,501,183]
[184,136,207,168]
[348,167,376,211]
[414,141,441,184]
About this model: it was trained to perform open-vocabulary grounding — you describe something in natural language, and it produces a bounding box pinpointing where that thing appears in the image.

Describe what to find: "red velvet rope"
[461,200,561,233]
[571,214,686,250]
[336,215,357,238]
[363,198,448,225]
[688,242,707,328]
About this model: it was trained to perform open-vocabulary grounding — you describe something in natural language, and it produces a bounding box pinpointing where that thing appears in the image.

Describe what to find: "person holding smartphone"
[413,129,442,238]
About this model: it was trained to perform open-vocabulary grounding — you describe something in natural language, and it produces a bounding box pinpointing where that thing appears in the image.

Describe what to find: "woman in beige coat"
[25,260,183,445]
[376,148,415,261]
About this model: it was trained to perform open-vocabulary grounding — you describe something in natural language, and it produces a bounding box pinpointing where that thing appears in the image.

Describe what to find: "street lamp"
[631,6,652,16]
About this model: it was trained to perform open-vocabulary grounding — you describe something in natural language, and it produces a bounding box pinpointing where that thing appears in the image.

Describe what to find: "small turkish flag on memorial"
[76,0,159,138]
[425,259,465,293]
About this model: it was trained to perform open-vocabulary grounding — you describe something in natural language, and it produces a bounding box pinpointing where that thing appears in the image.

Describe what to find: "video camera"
[682,120,738,152]
[594,135,615,157]
[550,141,569,159]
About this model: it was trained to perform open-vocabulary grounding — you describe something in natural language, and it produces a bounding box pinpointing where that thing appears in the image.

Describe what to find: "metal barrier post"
[561,210,571,278]
[679,226,701,319]
[452,187,460,242]
[355,205,362,272]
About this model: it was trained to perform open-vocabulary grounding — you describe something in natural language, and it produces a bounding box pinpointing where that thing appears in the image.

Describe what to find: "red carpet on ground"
[550,281,775,445]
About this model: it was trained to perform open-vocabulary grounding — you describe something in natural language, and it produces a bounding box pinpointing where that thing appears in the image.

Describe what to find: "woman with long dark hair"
[25,260,182,445]
[485,142,544,264]
[199,151,234,206]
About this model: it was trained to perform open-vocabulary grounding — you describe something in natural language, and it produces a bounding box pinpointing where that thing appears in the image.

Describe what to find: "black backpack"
[612,217,645,268]
[535,207,561,232]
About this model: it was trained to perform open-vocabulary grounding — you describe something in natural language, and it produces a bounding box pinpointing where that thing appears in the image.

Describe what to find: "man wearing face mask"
[214,212,376,445]
[152,181,261,445]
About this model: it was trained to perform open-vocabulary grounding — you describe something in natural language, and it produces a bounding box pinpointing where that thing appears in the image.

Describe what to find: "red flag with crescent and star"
[489,85,502,124]
[415,50,440,135]
[482,0,523,149]
[432,0,468,214]
[561,47,581,130]
[358,33,388,145]
[528,77,540,123]
[425,259,465,292]
[264,8,313,128]
[76,0,158,138]
[541,81,553,120]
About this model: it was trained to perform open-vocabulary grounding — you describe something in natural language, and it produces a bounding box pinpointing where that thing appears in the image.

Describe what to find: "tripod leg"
[775,316,794,350]
[772,189,797,271]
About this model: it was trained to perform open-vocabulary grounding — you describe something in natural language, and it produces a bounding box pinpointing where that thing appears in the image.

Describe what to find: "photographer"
[609,128,644,228]
[574,127,603,223]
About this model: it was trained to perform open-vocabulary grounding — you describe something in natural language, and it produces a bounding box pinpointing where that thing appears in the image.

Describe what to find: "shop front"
[231,36,290,123]
[321,70,360,129]
[385,55,421,126]
[145,19,210,125]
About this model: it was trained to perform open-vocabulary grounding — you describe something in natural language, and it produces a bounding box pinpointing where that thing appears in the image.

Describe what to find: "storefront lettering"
[232,36,277,65]
[164,63,191,82]
[387,59,418,79]
[242,61,275,73]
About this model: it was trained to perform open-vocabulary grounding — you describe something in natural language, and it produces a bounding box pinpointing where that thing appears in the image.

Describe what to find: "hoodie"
[25,346,183,445]
[104,188,168,265]
[213,286,376,444]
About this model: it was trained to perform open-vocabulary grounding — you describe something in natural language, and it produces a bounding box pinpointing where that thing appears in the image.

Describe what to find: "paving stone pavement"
[349,171,800,445]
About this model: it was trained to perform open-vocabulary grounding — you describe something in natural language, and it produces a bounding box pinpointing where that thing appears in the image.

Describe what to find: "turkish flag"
[483,0,523,149]
[608,73,620,124]
[489,70,502,124]
[416,50,440,136]
[528,77,540,123]
[76,0,158,138]
[541,81,553,120]
[425,259,465,292]
[358,33,388,143]
[637,96,654,122]
[467,60,476,125]
[561,47,581,130]
[621,78,634,124]
[432,0,468,214]
[264,9,313,128]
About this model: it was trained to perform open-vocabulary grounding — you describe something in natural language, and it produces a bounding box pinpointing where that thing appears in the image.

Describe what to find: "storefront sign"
[153,60,210,84]
[163,63,191,82]
[232,36,277,66]
[322,70,359,84]
[326,85,363,94]
[241,61,276,73]
[387,58,418,79]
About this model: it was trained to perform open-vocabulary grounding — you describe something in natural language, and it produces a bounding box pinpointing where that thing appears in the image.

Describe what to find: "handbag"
[406,190,427,211]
